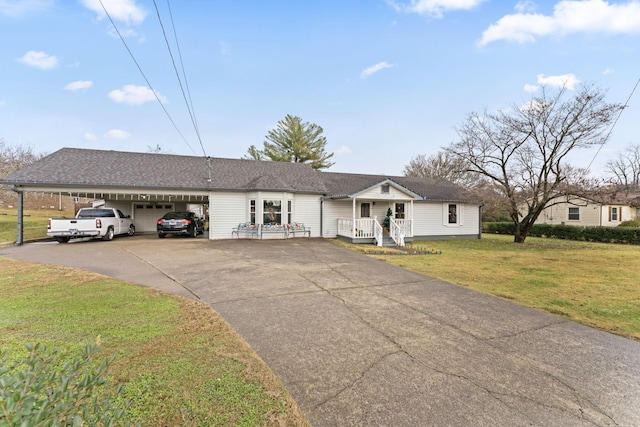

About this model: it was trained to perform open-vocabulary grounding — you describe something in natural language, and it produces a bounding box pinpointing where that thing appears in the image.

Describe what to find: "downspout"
[14,186,24,245]
[478,203,484,239]
[320,197,324,237]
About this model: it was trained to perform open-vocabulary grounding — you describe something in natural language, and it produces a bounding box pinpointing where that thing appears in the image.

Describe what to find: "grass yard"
[0,208,73,245]
[335,234,640,341]
[0,257,310,426]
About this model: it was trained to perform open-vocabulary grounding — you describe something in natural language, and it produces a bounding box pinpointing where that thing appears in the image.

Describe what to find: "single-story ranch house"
[1,148,482,245]
[535,193,640,227]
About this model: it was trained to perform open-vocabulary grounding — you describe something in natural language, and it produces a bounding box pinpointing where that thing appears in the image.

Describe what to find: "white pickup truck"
[47,207,135,243]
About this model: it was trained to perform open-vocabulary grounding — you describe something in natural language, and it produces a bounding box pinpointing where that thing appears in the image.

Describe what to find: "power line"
[152,0,206,157]
[97,0,198,156]
[586,76,640,172]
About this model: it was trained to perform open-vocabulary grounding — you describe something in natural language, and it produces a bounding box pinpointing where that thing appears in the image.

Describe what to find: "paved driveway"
[2,236,639,426]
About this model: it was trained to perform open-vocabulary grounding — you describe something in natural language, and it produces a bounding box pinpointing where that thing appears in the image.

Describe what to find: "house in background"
[0,148,482,245]
[536,193,640,227]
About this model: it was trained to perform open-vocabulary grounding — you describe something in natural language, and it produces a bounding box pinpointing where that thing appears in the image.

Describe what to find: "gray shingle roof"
[0,148,326,193]
[1,148,473,202]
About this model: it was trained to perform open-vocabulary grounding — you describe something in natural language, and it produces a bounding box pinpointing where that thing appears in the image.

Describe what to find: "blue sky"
[1,0,639,176]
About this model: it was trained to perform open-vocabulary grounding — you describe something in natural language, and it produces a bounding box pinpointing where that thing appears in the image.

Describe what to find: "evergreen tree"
[244,114,334,170]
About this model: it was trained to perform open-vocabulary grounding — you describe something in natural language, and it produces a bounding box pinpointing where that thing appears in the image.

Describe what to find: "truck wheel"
[102,227,115,241]
[158,233,166,238]
[128,224,136,236]
[55,237,70,244]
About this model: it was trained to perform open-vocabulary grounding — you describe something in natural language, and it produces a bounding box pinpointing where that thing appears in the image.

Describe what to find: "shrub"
[619,219,640,227]
[0,342,133,426]
[483,222,640,245]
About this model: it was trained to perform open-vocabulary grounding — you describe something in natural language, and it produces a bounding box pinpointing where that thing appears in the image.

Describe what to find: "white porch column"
[410,199,414,237]
[352,197,356,237]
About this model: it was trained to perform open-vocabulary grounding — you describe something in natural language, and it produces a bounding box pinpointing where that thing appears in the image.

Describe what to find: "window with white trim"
[448,204,458,224]
[568,207,580,221]
[609,206,619,222]
[263,200,281,224]
[250,199,256,224]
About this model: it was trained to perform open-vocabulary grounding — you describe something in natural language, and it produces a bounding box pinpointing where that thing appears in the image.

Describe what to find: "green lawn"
[0,208,72,244]
[335,234,640,341]
[0,258,310,426]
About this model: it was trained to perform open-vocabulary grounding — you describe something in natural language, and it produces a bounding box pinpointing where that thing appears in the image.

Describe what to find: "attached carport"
[7,185,209,242]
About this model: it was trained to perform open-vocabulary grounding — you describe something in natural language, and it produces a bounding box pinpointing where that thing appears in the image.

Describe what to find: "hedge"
[483,222,640,245]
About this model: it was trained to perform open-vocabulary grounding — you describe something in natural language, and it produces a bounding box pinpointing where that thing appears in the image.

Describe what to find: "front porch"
[337,217,413,246]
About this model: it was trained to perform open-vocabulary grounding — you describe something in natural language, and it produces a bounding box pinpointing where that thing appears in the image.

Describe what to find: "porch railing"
[389,218,405,247]
[338,218,412,245]
[338,218,378,238]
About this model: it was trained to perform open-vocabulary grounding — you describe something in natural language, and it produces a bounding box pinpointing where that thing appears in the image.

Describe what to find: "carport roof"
[1,148,474,202]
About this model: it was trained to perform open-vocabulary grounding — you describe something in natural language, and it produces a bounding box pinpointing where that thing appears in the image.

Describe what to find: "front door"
[360,202,370,218]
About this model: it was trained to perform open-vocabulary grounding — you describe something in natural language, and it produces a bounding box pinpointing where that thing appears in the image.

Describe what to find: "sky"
[1,0,639,177]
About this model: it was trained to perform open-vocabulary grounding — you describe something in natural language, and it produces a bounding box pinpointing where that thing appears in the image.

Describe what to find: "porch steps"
[380,236,397,247]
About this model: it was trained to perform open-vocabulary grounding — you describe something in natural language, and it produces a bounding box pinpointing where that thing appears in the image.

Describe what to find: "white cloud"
[602,67,615,75]
[104,129,131,140]
[479,0,640,46]
[108,84,165,105]
[65,80,93,91]
[335,145,353,155]
[523,83,539,92]
[17,50,58,69]
[537,73,581,90]
[0,0,52,17]
[81,0,146,25]
[388,0,484,18]
[360,62,394,79]
[83,132,98,141]
[514,0,537,14]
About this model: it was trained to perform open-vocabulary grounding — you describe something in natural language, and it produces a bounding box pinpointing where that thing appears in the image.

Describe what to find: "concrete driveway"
[2,236,639,426]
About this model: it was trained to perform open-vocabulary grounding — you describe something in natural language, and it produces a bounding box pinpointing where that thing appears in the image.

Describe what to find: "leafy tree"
[244,114,334,170]
[447,85,622,243]
[605,142,640,191]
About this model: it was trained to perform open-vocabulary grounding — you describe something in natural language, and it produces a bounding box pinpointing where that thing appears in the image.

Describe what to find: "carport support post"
[14,187,24,245]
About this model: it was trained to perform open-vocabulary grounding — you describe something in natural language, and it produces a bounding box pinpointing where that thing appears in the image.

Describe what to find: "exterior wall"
[324,199,481,239]
[209,192,246,239]
[538,198,602,226]
[537,197,637,227]
[413,202,480,239]
[293,194,321,237]
[322,200,353,238]
[358,184,414,201]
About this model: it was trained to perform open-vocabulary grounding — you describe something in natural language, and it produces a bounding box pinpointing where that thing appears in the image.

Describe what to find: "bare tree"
[448,85,622,243]
[605,143,640,191]
[403,151,477,188]
[0,139,41,178]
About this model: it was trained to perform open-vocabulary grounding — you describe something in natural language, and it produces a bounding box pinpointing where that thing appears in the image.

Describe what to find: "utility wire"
[153,0,206,157]
[98,0,197,156]
[166,0,202,145]
[586,76,640,172]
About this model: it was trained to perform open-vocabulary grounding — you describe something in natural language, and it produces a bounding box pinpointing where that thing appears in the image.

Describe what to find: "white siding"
[209,192,246,239]
[293,194,321,237]
[358,184,414,200]
[322,200,354,238]
[413,202,480,238]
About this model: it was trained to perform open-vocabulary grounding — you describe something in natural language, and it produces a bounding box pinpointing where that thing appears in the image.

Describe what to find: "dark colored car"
[156,212,205,238]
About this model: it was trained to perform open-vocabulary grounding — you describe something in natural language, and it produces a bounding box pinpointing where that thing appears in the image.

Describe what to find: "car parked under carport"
[156,211,205,238]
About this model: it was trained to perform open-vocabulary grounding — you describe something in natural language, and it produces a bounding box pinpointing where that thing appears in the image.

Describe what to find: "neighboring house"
[0,148,482,244]
[536,194,640,227]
